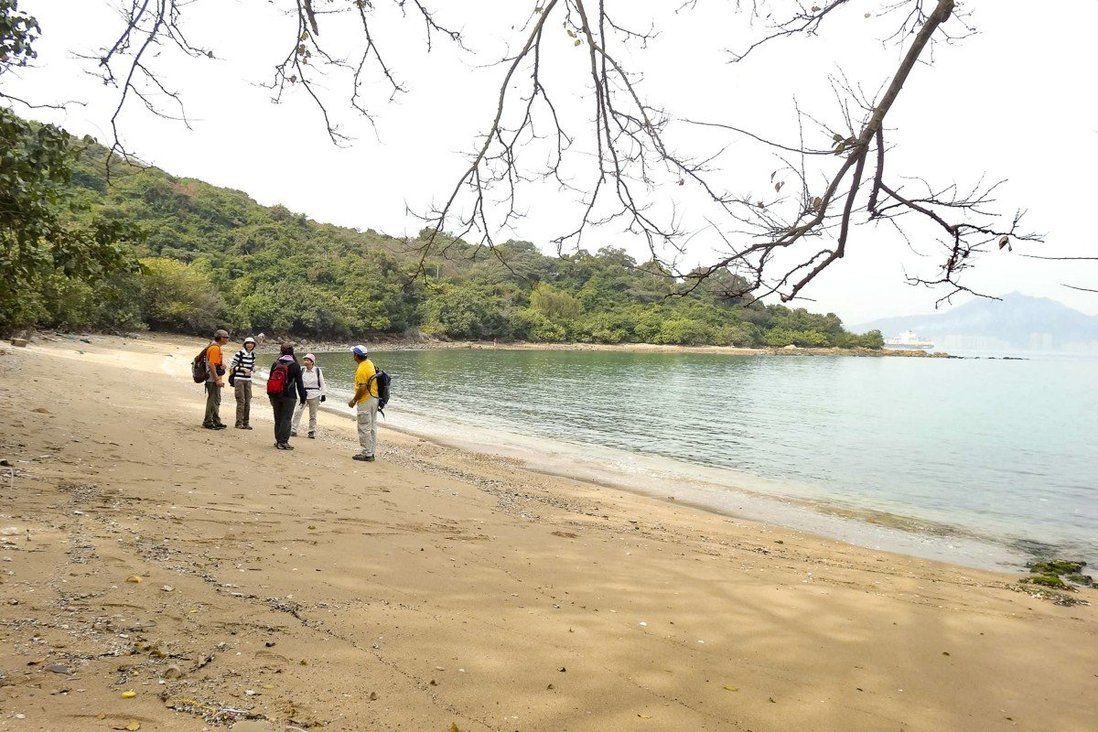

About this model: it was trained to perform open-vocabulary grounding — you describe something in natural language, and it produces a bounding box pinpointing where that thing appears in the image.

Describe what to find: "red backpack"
[266,361,290,396]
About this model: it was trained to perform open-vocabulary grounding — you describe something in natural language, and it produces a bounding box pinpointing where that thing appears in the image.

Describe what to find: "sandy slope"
[0,334,1094,732]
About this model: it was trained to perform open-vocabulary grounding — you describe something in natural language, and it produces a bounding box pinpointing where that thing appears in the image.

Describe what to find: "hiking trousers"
[204,382,223,427]
[234,380,252,427]
[293,396,320,435]
[356,396,378,457]
[270,394,298,445]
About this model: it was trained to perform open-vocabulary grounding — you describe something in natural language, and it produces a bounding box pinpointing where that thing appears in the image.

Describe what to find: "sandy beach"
[0,334,1094,731]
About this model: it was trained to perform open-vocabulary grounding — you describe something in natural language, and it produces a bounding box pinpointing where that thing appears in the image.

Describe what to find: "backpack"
[192,346,210,383]
[368,370,392,414]
[267,360,290,396]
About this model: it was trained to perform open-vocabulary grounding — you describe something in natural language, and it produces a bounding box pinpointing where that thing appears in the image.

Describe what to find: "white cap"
[352,344,368,358]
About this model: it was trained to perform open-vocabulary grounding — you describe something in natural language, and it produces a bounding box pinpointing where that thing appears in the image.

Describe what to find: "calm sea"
[318,349,1096,568]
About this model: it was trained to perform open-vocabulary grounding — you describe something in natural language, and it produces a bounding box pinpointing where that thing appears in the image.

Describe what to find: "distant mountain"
[854,293,1098,351]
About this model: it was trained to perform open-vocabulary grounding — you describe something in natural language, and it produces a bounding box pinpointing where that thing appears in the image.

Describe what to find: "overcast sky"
[10,0,1098,323]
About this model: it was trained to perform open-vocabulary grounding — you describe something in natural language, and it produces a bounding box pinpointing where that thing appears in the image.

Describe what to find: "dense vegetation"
[0,1,140,332]
[3,118,882,348]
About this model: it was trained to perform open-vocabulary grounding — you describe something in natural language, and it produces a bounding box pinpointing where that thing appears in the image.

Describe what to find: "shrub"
[138,257,223,332]
[530,283,583,322]
[656,319,719,346]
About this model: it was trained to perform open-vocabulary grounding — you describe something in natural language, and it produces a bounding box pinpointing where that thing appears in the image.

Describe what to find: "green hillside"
[7,120,882,348]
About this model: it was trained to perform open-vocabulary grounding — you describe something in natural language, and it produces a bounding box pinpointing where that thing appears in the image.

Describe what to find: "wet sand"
[0,333,1094,731]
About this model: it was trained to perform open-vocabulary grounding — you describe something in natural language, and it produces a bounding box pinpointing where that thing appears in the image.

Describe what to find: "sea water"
[319,349,1096,568]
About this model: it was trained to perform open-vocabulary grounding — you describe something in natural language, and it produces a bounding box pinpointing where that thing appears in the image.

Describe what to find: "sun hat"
[352,344,368,358]
[304,353,316,362]
[244,336,256,345]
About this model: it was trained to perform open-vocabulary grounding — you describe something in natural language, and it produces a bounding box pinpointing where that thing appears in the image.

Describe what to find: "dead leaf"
[125,575,142,584]
[723,685,739,692]
[121,689,137,698]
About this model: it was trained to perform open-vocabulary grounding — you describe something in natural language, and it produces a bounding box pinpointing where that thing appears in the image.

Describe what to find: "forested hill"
[27,128,882,348]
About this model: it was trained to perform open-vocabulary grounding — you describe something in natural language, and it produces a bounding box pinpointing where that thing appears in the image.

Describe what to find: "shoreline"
[25,329,950,358]
[323,400,1034,572]
[2,333,1094,730]
[364,340,949,358]
[26,331,1065,569]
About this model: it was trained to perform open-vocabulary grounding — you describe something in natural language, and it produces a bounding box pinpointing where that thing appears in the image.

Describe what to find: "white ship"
[884,330,934,350]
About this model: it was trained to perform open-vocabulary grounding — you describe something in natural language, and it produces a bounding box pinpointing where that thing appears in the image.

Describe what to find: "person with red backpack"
[267,343,308,450]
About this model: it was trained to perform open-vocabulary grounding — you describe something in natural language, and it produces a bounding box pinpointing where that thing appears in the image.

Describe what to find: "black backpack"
[369,370,392,414]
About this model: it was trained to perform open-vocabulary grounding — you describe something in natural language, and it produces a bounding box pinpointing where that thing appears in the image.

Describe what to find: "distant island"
[7,117,882,350]
[855,293,1098,352]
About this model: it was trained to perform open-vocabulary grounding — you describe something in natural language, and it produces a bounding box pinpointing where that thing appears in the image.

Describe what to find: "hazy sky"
[10,0,1098,322]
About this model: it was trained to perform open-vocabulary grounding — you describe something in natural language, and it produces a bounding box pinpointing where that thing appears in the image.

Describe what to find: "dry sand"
[0,333,1094,731]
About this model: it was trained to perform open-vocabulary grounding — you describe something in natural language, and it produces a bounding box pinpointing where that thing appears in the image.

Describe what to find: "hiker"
[267,344,307,450]
[347,344,378,462]
[228,336,258,430]
[291,353,327,439]
[202,329,231,430]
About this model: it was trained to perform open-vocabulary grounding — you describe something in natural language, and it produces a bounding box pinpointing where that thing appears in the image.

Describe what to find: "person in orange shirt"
[202,329,230,430]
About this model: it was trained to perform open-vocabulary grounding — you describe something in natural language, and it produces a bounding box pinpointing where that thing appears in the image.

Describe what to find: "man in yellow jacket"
[347,344,378,462]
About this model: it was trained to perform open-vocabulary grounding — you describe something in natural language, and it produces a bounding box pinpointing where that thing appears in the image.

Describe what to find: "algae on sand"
[1022,574,1068,589]
[1027,560,1086,576]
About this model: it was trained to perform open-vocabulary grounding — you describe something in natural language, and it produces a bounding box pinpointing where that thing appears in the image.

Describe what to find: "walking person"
[267,344,307,450]
[347,344,378,462]
[202,329,231,430]
[291,353,326,439]
[229,337,258,430]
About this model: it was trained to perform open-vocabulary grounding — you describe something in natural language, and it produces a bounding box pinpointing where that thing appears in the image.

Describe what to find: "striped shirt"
[230,349,257,381]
